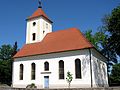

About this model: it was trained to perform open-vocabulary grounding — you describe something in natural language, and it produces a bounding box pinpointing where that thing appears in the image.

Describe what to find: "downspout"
[89,48,93,87]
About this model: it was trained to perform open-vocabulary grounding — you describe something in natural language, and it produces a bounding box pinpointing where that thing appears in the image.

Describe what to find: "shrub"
[26,83,37,88]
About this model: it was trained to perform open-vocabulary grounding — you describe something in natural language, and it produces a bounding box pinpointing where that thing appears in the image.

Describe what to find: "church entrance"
[44,76,49,88]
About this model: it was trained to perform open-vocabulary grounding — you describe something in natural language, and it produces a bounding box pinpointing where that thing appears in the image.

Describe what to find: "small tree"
[66,71,73,89]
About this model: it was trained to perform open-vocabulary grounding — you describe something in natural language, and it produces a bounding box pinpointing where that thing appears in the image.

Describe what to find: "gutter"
[89,48,93,87]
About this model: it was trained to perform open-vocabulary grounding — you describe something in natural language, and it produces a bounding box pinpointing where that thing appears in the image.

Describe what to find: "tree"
[84,5,120,86]
[0,45,13,61]
[12,41,18,56]
[66,71,73,89]
[85,30,98,49]
[85,29,108,50]
[0,60,12,85]
[84,30,117,73]
[109,63,120,86]
[0,42,18,85]
[102,5,120,56]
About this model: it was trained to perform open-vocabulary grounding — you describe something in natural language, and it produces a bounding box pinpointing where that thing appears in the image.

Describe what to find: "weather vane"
[38,0,42,8]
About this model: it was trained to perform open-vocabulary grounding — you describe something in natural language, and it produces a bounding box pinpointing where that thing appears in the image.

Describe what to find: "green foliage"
[85,5,120,86]
[66,71,73,88]
[84,29,117,73]
[102,5,120,56]
[85,29,108,50]
[0,42,18,85]
[0,60,12,85]
[0,45,13,61]
[26,83,37,88]
[109,63,120,85]
[85,30,98,49]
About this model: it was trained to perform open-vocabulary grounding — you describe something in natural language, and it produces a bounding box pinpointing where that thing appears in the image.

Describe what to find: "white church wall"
[26,18,40,44]
[26,17,52,44]
[12,49,92,88]
[41,17,52,39]
[39,17,52,42]
[91,49,108,87]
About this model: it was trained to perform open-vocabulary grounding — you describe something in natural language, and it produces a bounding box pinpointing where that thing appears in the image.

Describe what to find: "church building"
[12,2,108,89]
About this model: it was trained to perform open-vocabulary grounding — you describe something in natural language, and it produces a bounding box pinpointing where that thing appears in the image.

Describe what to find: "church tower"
[26,1,52,44]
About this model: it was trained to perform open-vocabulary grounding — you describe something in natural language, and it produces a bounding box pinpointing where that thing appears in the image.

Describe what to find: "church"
[12,2,108,89]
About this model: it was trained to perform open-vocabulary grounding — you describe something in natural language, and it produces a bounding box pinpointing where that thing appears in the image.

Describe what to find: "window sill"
[41,71,51,74]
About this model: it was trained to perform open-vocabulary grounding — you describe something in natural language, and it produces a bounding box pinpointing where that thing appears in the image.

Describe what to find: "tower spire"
[38,0,42,8]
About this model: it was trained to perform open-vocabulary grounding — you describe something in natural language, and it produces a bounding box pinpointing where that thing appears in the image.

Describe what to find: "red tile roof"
[14,28,94,58]
[27,8,52,23]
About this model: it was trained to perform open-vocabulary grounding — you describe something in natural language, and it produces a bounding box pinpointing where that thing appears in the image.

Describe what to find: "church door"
[44,76,49,88]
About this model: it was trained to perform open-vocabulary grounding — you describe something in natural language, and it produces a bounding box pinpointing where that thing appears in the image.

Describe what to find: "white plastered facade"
[26,17,52,44]
[12,49,108,88]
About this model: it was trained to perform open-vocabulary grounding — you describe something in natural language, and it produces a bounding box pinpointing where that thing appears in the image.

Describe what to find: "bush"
[26,83,37,88]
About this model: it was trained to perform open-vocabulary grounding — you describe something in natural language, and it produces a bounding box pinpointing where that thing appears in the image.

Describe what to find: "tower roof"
[27,8,52,23]
[14,28,94,58]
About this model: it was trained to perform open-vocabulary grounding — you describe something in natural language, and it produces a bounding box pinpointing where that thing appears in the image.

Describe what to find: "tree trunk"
[68,82,70,89]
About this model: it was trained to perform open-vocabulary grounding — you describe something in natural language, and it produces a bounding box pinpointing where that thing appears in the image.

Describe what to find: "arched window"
[44,62,49,71]
[59,60,64,79]
[33,22,36,26]
[43,30,45,34]
[20,64,24,80]
[75,59,81,79]
[32,33,36,41]
[31,63,36,80]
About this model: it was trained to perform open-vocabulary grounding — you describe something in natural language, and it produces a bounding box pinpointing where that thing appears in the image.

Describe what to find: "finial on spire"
[38,0,42,8]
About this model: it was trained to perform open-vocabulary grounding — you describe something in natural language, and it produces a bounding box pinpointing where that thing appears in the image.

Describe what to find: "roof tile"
[14,28,93,58]
[27,8,52,22]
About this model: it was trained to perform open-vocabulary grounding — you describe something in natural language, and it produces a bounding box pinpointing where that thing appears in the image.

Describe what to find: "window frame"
[75,59,82,79]
[33,22,36,26]
[31,63,36,80]
[44,61,49,71]
[19,64,24,80]
[59,60,64,79]
[32,33,36,41]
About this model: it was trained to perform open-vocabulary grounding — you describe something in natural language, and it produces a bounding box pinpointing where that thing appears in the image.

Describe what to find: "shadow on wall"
[82,55,90,77]
[93,59,107,87]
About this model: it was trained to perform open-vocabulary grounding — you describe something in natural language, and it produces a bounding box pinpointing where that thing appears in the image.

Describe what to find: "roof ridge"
[27,8,52,23]
[14,28,94,58]
[25,27,93,46]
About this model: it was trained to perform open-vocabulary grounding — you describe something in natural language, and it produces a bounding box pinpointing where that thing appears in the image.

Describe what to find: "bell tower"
[26,1,53,44]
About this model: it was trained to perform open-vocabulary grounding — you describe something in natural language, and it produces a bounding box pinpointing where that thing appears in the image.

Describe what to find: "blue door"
[44,76,49,88]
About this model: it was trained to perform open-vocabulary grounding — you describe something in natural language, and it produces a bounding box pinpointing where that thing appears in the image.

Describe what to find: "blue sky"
[0,0,119,48]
